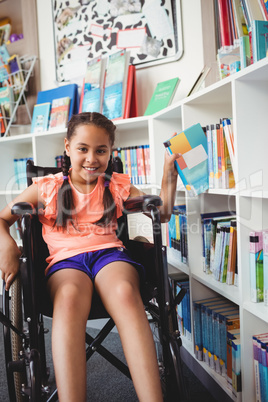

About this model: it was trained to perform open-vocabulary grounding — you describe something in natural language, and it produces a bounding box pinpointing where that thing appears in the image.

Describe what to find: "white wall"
[36,0,206,116]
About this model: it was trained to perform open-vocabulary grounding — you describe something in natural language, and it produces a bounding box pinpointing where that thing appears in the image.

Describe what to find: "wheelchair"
[1,158,189,402]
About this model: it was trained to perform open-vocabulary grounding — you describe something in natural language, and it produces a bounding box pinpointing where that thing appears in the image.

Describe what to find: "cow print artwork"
[52,0,179,81]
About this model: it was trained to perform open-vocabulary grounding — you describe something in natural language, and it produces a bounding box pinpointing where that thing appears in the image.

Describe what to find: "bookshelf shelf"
[191,272,240,305]
[0,55,268,402]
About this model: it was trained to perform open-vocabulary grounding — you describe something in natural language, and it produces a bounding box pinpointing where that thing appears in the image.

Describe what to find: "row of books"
[192,296,241,398]
[13,157,33,190]
[112,145,151,185]
[253,332,268,402]
[249,230,268,304]
[165,205,188,264]
[201,211,237,286]
[205,118,236,189]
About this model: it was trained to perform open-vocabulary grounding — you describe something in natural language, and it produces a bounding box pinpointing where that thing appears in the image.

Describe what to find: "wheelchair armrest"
[11,202,36,216]
[123,195,162,214]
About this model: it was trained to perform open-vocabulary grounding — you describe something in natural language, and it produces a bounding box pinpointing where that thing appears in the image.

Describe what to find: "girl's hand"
[0,243,21,291]
[163,150,181,180]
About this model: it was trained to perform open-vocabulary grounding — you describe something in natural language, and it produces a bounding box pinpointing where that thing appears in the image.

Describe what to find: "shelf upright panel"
[34,129,67,167]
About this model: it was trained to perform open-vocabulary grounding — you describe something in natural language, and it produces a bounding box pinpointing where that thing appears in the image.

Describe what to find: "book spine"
[212,124,220,189]
[250,231,263,302]
[206,125,215,189]
[263,230,268,306]
[218,0,233,47]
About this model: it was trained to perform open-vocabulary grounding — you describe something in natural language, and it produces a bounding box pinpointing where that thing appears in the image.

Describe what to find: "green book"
[144,77,180,116]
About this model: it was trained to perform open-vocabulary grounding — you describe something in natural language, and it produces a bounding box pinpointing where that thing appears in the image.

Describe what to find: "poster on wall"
[52,0,183,82]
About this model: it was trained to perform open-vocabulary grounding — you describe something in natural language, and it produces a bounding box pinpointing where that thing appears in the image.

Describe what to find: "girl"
[0,112,179,402]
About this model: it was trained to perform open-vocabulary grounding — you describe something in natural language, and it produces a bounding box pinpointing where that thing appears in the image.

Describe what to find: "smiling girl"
[0,112,179,402]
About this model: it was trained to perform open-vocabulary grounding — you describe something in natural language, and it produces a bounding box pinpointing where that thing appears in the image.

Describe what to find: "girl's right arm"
[0,183,43,291]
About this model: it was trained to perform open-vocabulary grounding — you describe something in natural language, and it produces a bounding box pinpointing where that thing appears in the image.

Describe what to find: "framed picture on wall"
[51,0,183,82]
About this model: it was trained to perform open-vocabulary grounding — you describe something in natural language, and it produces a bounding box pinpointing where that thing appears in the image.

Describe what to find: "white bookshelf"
[1,57,268,401]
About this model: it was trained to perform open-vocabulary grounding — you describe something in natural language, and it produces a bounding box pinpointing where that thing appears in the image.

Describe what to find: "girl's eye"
[78,147,87,152]
[97,149,106,154]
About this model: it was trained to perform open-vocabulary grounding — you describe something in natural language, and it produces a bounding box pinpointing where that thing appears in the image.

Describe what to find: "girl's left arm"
[128,151,180,223]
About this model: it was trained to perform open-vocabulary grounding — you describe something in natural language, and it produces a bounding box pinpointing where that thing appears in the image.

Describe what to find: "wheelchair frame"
[1,161,188,402]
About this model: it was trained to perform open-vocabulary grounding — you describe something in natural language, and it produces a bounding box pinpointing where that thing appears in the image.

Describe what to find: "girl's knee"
[114,280,141,308]
[53,282,89,316]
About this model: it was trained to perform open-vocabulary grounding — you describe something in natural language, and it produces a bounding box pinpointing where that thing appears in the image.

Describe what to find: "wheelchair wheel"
[29,349,42,401]
[149,318,188,402]
[3,276,26,402]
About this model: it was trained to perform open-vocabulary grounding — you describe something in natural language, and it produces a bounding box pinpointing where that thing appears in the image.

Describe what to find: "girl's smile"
[65,124,112,191]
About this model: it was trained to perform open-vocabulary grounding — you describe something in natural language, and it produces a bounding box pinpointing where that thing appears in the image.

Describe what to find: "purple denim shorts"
[46,247,145,281]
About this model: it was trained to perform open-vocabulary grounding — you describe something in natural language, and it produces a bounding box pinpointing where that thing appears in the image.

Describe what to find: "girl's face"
[65,124,112,191]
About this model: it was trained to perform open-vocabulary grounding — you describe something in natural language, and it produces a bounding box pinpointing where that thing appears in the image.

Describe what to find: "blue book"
[102,82,123,120]
[31,102,51,133]
[252,20,268,63]
[82,86,102,113]
[163,123,209,196]
[36,83,79,121]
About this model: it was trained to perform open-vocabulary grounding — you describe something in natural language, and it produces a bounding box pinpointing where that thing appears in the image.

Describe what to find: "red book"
[217,0,232,47]
[123,65,138,119]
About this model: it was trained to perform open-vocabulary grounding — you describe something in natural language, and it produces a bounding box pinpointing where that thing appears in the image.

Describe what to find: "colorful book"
[217,0,233,47]
[102,49,130,120]
[31,102,51,133]
[258,0,268,19]
[251,19,268,63]
[0,85,14,125]
[144,77,180,116]
[48,97,70,131]
[249,231,264,302]
[163,123,209,196]
[80,56,107,114]
[222,118,237,183]
[263,230,268,306]
[226,221,237,285]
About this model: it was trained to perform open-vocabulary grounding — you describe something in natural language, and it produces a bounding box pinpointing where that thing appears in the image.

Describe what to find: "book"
[239,35,251,68]
[244,0,264,28]
[123,64,138,119]
[187,66,211,96]
[232,0,249,38]
[249,231,264,302]
[217,0,233,48]
[31,102,51,133]
[144,77,180,116]
[8,54,24,101]
[102,49,130,120]
[0,85,14,125]
[48,97,70,131]
[37,83,79,121]
[226,221,237,285]
[258,0,268,19]
[80,56,107,114]
[251,19,268,63]
[222,118,237,183]
[163,123,209,196]
[263,230,268,306]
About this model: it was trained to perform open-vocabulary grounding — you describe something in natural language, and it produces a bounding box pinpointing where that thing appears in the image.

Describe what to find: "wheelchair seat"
[1,159,189,402]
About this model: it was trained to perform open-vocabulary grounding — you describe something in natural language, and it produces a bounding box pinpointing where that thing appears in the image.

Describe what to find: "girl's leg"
[47,269,93,402]
[95,262,163,402]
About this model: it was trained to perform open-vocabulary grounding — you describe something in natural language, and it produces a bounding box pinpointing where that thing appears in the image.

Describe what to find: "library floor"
[0,317,217,401]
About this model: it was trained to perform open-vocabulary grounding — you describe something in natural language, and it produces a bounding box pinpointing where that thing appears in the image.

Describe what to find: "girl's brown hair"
[55,112,116,230]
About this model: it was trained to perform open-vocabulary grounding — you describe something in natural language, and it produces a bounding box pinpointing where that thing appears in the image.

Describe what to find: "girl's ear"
[64,138,70,156]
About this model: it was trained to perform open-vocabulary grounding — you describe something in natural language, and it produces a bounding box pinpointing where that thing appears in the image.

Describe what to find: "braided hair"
[54,112,117,230]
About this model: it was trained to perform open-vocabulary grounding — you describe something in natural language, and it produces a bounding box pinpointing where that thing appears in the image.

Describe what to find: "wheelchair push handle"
[11,202,36,217]
[123,195,162,214]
